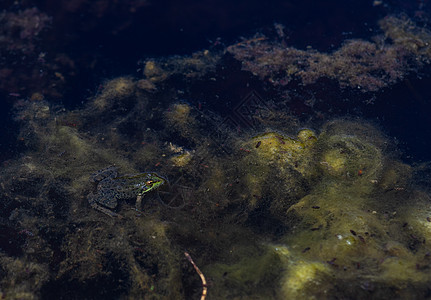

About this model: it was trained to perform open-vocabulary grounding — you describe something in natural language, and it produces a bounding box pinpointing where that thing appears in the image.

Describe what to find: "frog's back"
[90,166,118,183]
[89,167,121,209]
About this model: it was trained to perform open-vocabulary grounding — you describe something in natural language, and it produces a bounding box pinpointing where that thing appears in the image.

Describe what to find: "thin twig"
[184,251,207,300]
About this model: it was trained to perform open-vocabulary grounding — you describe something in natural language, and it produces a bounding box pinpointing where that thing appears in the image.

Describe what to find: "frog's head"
[143,173,166,192]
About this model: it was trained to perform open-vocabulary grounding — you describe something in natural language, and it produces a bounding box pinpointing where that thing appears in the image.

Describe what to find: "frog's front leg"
[135,193,143,211]
[88,193,123,218]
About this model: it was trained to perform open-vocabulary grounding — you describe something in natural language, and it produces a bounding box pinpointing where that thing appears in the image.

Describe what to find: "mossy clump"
[317,134,383,185]
[0,255,49,300]
[170,151,193,167]
[238,129,318,210]
[92,77,137,110]
[165,103,193,127]
[263,121,431,298]
[205,243,286,299]
[142,50,221,82]
[143,60,168,82]
[164,102,200,141]
[244,129,317,177]
[228,15,431,93]
[280,260,330,299]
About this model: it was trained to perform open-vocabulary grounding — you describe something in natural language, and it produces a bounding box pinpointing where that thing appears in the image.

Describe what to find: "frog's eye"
[146,180,154,186]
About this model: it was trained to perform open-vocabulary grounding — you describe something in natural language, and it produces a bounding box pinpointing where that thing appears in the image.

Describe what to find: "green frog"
[88,166,165,217]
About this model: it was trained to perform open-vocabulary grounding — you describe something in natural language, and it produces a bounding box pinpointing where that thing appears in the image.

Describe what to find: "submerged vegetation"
[2,75,431,299]
[228,15,431,92]
[2,11,431,300]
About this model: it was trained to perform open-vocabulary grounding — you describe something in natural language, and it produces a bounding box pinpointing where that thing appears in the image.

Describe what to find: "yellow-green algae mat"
[2,85,431,299]
[205,120,431,299]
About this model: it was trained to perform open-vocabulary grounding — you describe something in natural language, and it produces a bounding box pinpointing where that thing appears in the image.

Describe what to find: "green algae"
[5,95,431,299]
[3,61,431,300]
[206,245,284,299]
